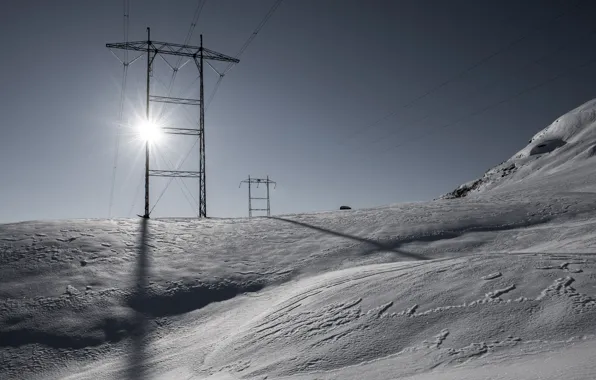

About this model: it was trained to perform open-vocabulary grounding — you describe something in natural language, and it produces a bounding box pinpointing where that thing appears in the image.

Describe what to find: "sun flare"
[138,120,162,143]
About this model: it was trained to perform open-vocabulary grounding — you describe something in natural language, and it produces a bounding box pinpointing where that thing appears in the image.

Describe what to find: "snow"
[2,100,596,379]
[442,98,596,199]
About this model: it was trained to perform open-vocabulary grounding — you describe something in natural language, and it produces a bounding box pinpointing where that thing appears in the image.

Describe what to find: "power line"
[207,0,284,108]
[108,0,131,219]
[184,0,208,46]
[156,0,208,121]
[152,74,200,129]
[374,53,596,159]
[123,0,130,63]
[339,0,586,145]
[151,0,284,211]
[229,0,283,69]
[358,25,596,152]
[167,58,221,111]
[148,1,209,217]
[206,74,224,109]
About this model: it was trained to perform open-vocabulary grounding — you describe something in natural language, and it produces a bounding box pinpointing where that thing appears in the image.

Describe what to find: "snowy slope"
[442,98,596,199]
[2,101,596,379]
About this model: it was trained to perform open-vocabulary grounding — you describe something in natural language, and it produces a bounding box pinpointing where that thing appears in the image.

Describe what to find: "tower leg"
[199,35,207,218]
[143,27,151,219]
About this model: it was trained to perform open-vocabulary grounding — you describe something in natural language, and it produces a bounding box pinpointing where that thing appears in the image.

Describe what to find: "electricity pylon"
[107,27,239,218]
[239,176,277,217]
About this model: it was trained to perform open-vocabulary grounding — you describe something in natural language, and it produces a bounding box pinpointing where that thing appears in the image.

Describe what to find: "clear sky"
[2,0,596,222]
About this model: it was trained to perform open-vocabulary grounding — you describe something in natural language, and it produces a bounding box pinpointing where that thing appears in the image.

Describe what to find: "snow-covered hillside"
[2,100,596,379]
[443,98,596,199]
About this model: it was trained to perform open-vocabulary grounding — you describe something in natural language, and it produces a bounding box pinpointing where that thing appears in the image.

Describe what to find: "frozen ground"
[2,100,596,379]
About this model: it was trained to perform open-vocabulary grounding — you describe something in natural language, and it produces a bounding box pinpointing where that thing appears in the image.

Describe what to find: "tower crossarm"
[106,41,240,63]
[149,170,202,178]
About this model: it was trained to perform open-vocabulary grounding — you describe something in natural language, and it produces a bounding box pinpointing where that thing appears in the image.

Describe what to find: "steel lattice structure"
[107,28,239,218]
[239,176,277,217]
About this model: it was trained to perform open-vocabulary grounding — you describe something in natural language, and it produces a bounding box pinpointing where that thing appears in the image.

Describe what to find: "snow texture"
[2,100,596,379]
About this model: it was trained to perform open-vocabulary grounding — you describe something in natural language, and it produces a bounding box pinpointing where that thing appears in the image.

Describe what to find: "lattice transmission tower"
[239,176,277,217]
[106,28,239,218]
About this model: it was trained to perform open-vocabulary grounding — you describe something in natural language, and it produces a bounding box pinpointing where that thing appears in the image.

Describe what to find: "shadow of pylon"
[127,217,150,380]
[269,216,428,261]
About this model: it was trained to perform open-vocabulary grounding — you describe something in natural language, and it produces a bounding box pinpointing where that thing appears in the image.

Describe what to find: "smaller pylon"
[239,175,276,217]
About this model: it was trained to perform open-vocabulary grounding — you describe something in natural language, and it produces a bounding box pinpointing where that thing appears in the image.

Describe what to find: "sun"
[138,119,162,143]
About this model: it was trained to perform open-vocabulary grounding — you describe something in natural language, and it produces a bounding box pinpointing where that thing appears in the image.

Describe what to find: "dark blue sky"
[2,0,596,222]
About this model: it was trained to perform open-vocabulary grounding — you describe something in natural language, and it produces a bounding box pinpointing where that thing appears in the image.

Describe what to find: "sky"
[2,0,596,222]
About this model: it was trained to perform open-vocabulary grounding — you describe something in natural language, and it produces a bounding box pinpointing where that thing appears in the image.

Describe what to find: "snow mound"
[443,98,596,199]
[528,138,567,156]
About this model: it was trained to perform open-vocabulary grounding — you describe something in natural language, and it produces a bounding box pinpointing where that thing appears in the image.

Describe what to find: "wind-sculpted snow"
[2,193,596,379]
[201,254,596,378]
[3,101,596,379]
